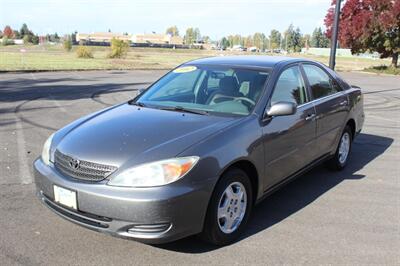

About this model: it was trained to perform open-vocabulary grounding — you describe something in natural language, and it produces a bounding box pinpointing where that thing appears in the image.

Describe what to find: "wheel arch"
[346,118,356,139]
[219,159,260,205]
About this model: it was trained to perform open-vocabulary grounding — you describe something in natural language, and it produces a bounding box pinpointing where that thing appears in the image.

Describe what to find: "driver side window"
[271,66,308,105]
[151,69,201,99]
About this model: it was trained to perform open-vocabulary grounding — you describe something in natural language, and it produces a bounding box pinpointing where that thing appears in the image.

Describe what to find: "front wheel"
[327,125,353,170]
[200,168,253,246]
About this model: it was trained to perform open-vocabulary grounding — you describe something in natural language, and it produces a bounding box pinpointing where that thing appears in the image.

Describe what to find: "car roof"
[185,55,307,69]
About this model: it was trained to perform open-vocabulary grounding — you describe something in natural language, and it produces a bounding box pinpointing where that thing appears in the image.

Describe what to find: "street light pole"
[329,0,342,70]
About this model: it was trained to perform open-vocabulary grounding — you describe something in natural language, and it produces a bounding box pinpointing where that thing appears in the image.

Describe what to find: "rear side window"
[271,66,308,105]
[303,64,341,99]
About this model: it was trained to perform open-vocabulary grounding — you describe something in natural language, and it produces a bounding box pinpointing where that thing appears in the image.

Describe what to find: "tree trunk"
[391,53,398,68]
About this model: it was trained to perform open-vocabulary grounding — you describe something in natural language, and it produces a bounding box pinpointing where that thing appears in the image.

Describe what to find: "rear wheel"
[201,168,253,246]
[327,125,352,170]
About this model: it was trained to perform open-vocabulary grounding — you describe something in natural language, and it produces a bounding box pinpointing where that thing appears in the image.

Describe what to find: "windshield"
[135,65,270,116]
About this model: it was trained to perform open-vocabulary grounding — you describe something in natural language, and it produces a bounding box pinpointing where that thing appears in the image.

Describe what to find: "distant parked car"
[248,46,258,52]
[35,56,364,245]
[230,45,245,51]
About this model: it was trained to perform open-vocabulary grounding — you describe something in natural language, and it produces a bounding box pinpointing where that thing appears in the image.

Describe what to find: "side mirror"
[265,101,297,118]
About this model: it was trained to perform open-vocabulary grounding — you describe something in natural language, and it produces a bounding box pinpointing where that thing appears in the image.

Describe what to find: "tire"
[327,125,353,171]
[200,168,253,246]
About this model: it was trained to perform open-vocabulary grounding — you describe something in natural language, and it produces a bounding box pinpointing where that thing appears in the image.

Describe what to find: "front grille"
[54,150,117,182]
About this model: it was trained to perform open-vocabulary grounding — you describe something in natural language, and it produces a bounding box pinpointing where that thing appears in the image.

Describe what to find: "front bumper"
[34,159,214,244]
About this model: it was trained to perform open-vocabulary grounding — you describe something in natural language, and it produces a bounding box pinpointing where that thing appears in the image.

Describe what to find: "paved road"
[0,70,399,265]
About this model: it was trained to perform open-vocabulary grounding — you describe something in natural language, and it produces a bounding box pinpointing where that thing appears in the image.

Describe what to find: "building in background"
[76,32,183,46]
[131,33,183,45]
[76,32,131,44]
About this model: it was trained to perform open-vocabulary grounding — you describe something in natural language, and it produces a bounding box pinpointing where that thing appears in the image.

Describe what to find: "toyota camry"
[34,56,364,245]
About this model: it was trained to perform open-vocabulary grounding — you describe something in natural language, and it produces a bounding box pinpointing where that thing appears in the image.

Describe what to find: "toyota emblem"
[69,158,80,169]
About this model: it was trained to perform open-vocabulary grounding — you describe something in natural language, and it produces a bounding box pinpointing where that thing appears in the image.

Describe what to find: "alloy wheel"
[338,132,350,164]
[217,181,247,234]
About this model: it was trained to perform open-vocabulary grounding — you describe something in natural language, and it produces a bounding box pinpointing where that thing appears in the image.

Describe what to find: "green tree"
[108,38,129,58]
[76,46,93,58]
[284,24,302,53]
[31,35,39,44]
[23,35,31,44]
[294,27,303,52]
[202,36,211,43]
[71,31,77,44]
[166,26,179,36]
[48,33,60,43]
[227,34,243,47]
[195,28,200,41]
[253,32,266,50]
[19,23,36,44]
[63,35,73,52]
[20,23,29,36]
[269,29,281,50]
[184,27,201,44]
[302,34,311,48]
[1,36,9,46]
[13,30,21,39]
[184,28,194,44]
[244,35,253,47]
[311,27,329,48]
[220,37,230,49]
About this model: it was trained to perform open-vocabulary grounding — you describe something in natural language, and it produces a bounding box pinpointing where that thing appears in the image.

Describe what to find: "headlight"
[108,156,199,187]
[41,133,54,165]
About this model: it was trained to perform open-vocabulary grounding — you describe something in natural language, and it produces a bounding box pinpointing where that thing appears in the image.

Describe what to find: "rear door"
[302,64,348,157]
[262,65,317,189]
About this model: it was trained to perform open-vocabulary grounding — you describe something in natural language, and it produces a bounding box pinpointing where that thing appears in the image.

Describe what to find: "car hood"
[56,103,239,168]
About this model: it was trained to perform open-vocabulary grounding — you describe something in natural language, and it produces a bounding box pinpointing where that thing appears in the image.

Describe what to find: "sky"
[0,0,332,39]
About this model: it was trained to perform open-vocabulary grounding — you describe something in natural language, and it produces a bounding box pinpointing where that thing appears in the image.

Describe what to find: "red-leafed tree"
[3,25,14,38]
[325,0,400,67]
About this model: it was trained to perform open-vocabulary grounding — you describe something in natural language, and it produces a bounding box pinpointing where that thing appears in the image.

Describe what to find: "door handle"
[305,113,316,121]
[339,100,348,106]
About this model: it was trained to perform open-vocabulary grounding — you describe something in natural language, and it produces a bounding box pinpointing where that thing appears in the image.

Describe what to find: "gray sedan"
[34,56,364,245]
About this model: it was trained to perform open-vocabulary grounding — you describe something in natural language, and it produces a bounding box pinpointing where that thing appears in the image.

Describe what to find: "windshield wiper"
[129,101,146,107]
[158,106,209,115]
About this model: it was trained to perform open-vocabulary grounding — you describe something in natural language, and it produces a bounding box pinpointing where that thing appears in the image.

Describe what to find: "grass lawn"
[363,65,400,75]
[0,44,393,72]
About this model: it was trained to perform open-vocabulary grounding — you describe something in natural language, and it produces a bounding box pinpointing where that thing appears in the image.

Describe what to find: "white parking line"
[15,120,33,184]
[13,72,38,185]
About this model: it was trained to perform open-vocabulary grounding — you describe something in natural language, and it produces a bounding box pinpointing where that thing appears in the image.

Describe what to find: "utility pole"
[329,0,342,70]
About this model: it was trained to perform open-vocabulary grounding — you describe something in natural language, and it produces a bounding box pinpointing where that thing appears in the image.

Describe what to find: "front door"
[262,65,317,190]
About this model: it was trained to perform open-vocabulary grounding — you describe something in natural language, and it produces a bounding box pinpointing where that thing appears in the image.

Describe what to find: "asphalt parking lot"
[0,70,399,265]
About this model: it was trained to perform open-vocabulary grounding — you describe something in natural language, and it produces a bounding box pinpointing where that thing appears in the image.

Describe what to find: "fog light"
[127,223,171,234]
